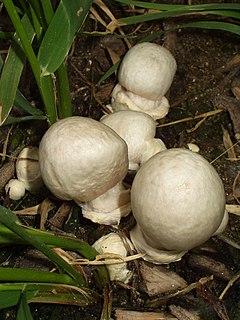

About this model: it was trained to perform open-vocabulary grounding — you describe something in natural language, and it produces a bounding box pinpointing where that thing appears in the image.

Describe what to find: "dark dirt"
[1,2,240,320]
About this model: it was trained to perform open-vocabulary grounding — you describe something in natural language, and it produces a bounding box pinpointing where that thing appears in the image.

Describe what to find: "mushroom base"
[111,84,170,120]
[79,182,131,226]
[130,224,187,264]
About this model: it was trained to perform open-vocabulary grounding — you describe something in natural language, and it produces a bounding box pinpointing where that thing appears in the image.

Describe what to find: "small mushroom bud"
[111,42,177,120]
[101,110,166,171]
[130,148,228,264]
[16,147,43,193]
[5,179,25,200]
[93,232,134,283]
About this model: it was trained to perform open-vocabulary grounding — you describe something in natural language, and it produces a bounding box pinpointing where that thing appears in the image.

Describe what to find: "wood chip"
[187,254,233,281]
[139,261,187,296]
[115,309,177,320]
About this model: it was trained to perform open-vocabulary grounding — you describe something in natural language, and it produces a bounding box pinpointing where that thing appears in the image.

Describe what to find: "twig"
[157,109,223,128]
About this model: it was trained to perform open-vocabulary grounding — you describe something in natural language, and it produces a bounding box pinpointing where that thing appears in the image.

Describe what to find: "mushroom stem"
[130,224,187,264]
[79,182,131,226]
[111,84,170,120]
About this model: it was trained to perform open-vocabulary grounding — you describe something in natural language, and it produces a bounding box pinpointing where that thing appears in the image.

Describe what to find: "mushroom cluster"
[5,41,228,273]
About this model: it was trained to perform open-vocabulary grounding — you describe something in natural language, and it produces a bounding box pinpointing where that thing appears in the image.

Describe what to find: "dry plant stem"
[217,234,240,250]
[219,272,240,300]
[222,126,236,160]
[71,253,145,266]
[1,125,13,163]
[157,109,223,128]
[213,95,240,140]
[226,204,240,216]
[232,172,240,204]
[147,276,213,308]
[93,0,131,48]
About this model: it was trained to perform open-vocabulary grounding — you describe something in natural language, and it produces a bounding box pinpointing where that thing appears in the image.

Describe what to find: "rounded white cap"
[101,110,166,170]
[118,42,177,100]
[39,116,128,202]
[131,148,227,254]
[5,179,26,200]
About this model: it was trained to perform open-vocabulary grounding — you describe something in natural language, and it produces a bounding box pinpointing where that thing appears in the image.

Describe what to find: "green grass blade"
[98,61,120,84]
[115,0,240,11]
[180,21,240,36]
[2,115,47,126]
[14,90,44,116]
[17,291,34,320]
[0,268,77,285]
[0,217,109,287]
[0,14,35,125]
[0,283,95,307]
[0,31,13,39]
[0,205,86,286]
[0,291,21,309]
[38,0,93,75]
[2,0,57,125]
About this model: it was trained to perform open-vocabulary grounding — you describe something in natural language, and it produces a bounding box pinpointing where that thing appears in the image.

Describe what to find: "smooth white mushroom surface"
[39,116,131,225]
[101,110,166,170]
[5,179,26,200]
[92,232,134,283]
[16,147,43,192]
[111,42,177,120]
[130,148,228,264]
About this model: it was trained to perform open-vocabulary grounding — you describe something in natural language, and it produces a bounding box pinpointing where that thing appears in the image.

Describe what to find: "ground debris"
[115,309,177,320]
[196,284,229,320]
[139,261,187,297]
[212,94,240,140]
[187,254,233,282]
[169,304,200,320]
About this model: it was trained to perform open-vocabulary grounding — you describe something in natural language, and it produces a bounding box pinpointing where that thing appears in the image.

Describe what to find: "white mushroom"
[16,147,43,193]
[111,42,177,120]
[39,116,131,225]
[92,232,134,283]
[5,179,25,200]
[130,148,228,264]
[101,110,166,170]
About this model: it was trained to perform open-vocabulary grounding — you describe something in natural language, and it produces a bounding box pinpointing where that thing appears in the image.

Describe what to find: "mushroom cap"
[16,147,43,192]
[39,116,128,202]
[131,148,226,252]
[101,110,166,170]
[5,179,25,200]
[118,42,177,101]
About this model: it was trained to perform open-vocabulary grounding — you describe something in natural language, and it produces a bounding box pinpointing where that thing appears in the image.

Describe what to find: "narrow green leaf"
[98,61,120,84]
[180,21,240,36]
[0,14,35,125]
[0,291,21,309]
[14,90,44,116]
[38,0,94,75]
[2,115,47,126]
[2,0,57,125]
[0,268,77,285]
[115,0,240,11]
[0,205,86,287]
[17,291,34,320]
[0,31,13,39]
